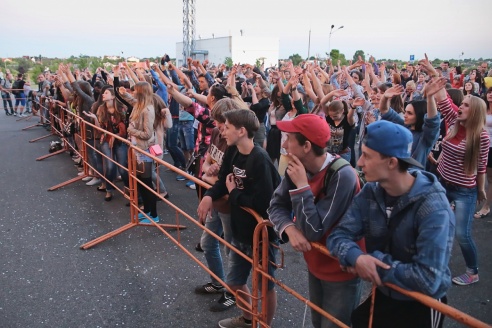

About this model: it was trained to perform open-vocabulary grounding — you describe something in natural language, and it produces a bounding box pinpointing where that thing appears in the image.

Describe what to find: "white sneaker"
[78,172,84,176]
[13,112,17,116]
[86,178,101,186]
[82,176,93,182]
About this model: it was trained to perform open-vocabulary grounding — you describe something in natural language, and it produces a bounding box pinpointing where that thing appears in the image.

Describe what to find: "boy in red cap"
[268,114,362,328]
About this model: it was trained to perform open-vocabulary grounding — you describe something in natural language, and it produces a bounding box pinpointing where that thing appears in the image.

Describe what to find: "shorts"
[226,238,278,291]
[178,120,195,151]
[14,92,26,107]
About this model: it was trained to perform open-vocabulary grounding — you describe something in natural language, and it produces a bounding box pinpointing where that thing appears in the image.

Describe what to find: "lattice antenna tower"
[183,0,196,63]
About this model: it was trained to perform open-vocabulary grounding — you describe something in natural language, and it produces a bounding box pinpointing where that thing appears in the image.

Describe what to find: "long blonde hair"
[445,95,487,175]
[130,82,154,121]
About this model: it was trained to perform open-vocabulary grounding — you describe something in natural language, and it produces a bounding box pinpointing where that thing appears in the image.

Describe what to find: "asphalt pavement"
[0,111,491,327]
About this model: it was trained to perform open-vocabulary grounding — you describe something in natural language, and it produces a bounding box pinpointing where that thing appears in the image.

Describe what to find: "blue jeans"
[201,209,232,285]
[178,120,195,151]
[2,93,13,113]
[308,272,361,328]
[443,183,478,274]
[166,118,186,168]
[226,239,278,291]
[100,141,129,191]
[86,139,101,175]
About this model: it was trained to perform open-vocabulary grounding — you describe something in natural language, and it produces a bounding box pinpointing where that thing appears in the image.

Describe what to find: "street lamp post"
[328,25,344,58]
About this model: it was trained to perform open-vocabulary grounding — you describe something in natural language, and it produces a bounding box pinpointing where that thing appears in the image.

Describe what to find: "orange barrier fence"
[20,99,492,328]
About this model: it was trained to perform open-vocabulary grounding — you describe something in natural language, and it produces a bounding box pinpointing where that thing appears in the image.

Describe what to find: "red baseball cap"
[277,114,330,148]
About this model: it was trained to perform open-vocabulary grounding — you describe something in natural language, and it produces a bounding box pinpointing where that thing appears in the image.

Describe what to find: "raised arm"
[167,83,193,107]
[122,62,139,83]
[302,71,318,103]
[380,85,404,116]
[170,62,193,89]
[308,64,325,99]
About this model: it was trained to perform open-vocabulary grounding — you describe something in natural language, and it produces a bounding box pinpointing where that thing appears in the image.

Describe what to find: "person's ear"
[303,140,312,153]
[388,157,399,169]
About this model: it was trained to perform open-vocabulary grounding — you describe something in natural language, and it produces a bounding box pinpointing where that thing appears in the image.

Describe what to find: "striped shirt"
[437,97,489,188]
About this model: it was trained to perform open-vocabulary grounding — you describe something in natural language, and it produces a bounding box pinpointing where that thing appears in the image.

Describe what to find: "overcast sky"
[1,0,490,63]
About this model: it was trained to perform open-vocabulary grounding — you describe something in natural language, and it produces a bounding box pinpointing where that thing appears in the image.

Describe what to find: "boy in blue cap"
[327,120,455,328]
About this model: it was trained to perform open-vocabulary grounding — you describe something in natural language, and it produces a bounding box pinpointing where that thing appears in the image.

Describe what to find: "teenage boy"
[197,109,281,328]
[194,99,236,312]
[268,114,362,328]
[327,120,455,328]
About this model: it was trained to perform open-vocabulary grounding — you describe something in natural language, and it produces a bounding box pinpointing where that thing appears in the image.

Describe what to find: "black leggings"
[137,161,157,217]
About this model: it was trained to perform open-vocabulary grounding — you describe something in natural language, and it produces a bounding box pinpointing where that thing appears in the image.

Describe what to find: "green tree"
[353,50,365,62]
[432,58,442,66]
[327,49,348,65]
[288,53,303,66]
[224,57,233,67]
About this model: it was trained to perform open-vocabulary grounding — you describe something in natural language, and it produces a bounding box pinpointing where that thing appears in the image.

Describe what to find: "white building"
[176,36,279,68]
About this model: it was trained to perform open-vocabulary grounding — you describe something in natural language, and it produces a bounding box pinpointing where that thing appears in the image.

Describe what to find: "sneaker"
[195,282,225,294]
[13,112,17,116]
[86,178,101,186]
[77,172,85,176]
[176,174,186,181]
[211,292,237,312]
[163,149,169,155]
[452,272,479,286]
[140,215,159,224]
[137,212,151,220]
[218,315,250,328]
[186,180,196,189]
[82,176,93,182]
[20,113,27,117]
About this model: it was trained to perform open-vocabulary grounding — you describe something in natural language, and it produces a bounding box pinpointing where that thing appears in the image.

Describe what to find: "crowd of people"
[1,53,492,328]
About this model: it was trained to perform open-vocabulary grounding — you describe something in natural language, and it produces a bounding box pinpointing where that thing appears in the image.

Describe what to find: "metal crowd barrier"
[19,99,492,328]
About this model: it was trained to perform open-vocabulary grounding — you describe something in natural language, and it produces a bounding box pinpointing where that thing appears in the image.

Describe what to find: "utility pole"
[307,29,311,60]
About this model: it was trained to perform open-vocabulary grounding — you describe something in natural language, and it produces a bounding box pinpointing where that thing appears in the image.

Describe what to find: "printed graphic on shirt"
[209,143,225,166]
[328,125,344,154]
[232,165,246,190]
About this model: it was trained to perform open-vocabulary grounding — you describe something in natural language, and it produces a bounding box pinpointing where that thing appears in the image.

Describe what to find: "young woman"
[122,81,158,223]
[85,88,129,201]
[242,74,271,148]
[463,81,479,97]
[427,77,489,286]
[416,73,427,94]
[324,100,356,161]
[379,84,440,168]
[265,84,286,164]
[474,87,492,219]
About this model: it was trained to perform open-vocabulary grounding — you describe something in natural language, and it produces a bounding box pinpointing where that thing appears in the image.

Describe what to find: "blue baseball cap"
[364,120,424,169]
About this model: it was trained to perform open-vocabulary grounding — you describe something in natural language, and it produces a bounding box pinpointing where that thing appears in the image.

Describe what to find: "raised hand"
[425,77,447,97]
[353,97,365,107]
[418,53,433,73]
[384,85,404,98]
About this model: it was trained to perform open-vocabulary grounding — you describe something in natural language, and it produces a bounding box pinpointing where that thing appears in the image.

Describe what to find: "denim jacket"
[327,170,455,299]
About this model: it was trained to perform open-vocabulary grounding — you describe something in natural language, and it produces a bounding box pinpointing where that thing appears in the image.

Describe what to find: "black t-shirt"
[244,97,270,122]
[325,115,354,154]
[12,79,25,94]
